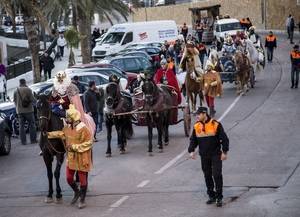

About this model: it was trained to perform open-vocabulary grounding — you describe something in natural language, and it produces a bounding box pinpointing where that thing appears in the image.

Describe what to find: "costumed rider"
[248,26,261,48]
[108,74,132,102]
[154,59,182,104]
[221,35,236,56]
[50,70,95,135]
[203,61,223,117]
[48,104,93,209]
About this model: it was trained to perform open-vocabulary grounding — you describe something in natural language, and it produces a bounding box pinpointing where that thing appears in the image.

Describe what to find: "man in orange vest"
[188,106,229,207]
[290,44,300,88]
[265,31,277,62]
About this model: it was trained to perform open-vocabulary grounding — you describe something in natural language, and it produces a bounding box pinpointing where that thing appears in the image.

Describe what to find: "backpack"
[17,88,31,108]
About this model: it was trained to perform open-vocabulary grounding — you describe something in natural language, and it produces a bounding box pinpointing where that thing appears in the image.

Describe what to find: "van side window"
[122,32,133,45]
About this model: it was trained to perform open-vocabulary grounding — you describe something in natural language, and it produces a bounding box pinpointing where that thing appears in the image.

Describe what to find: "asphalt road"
[0,35,299,217]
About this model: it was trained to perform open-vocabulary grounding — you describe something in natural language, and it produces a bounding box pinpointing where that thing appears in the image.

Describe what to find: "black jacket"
[40,55,54,71]
[84,89,100,114]
[188,118,229,156]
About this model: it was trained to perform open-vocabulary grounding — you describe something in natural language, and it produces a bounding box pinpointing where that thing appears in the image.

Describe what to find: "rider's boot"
[78,186,87,209]
[70,182,80,205]
[209,107,216,117]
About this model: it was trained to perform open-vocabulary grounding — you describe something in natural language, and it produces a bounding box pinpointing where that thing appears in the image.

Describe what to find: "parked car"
[121,46,161,63]
[100,56,154,75]
[125,42,163,49]
[15,16,24,25]
[0,112,12,155]
[122,51,153,63]
[2,16,12,26]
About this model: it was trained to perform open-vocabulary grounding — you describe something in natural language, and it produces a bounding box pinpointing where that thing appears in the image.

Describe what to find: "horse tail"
[125,116,134,139]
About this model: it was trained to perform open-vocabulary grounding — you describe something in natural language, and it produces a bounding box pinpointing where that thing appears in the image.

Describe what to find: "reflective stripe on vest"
[291,51,300,59]
[194,119,219,138]
[266,36,276,42]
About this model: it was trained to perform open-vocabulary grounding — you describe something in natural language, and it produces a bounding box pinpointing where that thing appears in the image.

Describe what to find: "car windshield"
[220,22,242,32]
[102,32,124,44]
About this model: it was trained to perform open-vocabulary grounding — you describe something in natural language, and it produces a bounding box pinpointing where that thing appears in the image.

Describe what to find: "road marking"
[154,95,242,175]
[110,195,129,208]
[137,180,150,188]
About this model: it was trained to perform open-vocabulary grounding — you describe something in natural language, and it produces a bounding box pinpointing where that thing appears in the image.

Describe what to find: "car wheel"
[0,132,11,155]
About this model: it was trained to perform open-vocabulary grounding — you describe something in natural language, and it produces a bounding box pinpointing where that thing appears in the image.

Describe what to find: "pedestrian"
[174,39,182,66]
[203,62,223,117]
[57,33,67,58]
[196,22,204,43]
[265,31,277,62]
[84,81,100,141]
[40,52,54,80]
[48,104,93,209]
[197,42,207,67]
[181,23,188,42]
[0,63,7,101]
[72,76,85,94]
[290,44,300,89]
[286,14,292,39]
[13,79,37,145]
[289,16,295,44]
[188,106,229,207]
[97,87,105,133]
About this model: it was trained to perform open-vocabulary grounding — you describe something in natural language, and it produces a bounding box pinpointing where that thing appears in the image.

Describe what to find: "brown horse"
[185,56,204,112]
[234,51,251,95]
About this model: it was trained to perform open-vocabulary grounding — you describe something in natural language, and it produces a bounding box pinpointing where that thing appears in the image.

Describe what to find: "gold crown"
[66,104,81,122]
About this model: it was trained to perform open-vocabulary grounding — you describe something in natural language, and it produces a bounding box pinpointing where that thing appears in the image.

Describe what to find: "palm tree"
[1,0,50,83]
[64,27,80,67]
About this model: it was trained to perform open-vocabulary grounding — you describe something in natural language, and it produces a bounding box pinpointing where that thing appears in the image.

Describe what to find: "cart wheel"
[250,67,255,88]
[183,105,191,137]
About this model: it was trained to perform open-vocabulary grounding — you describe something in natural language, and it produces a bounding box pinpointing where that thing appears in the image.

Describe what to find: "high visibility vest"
[266,35,276,42]
[194,119,219,138]
[291,51,300,59]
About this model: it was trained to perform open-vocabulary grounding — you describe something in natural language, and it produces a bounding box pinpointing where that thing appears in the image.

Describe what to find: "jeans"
[290,30,294,43]
[18,112,37,145]
[201,155,223,200]
[91,112,98,138]
[44,69,52,80]
[267,47,274,61]
[98,112,103,132]
[291,65,300,87]
[59,46,64,57]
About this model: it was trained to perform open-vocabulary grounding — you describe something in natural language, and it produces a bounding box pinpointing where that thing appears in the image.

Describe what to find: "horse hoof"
[44,197,53,203]
[158,149,163,153]
[55,197,63,204]
[120,150,126,155]
[106,153,112,158]
[148,152,154,157]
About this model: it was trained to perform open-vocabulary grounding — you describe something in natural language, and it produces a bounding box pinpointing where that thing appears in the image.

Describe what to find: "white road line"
[137,180,150,188]
[154,95,242,175]
[110,195,130,208]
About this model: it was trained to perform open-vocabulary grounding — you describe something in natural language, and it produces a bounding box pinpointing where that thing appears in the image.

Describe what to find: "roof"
[189,4,221,12]
[215,18,240,24]
[111,20,176,28]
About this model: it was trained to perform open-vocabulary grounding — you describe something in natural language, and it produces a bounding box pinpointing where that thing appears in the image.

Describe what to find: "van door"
[121,32,133,46]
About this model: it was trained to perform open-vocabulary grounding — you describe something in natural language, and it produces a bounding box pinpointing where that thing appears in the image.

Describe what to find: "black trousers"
[267,47,274,61]
[91,112,99,138]
[291,65,300,87]
[44,69,52,80]
[59,46,64,57]
[201,154,223,200]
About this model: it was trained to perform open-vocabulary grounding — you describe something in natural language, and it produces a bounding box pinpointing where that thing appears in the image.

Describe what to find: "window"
[122,32,133,45]
[78,75,107,86]
[124,58,139,71]
[111,59,124,71]
[102,32,124,44]
[138,57,151,69]
[220,22,242,32]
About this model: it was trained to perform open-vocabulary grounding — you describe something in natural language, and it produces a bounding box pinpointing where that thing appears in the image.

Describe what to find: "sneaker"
[216,199,223,207]
[291,85,294,88]
[206,197,216,205]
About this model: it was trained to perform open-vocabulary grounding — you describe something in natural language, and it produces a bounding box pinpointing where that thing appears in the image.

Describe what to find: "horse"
[184,56,204,112]
[36,94,65,203]
[234,51,251,95]
[140,74,176,155]
[105,82,133,157]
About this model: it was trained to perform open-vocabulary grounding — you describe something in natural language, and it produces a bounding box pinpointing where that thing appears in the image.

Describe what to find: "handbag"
[17,88,31,108]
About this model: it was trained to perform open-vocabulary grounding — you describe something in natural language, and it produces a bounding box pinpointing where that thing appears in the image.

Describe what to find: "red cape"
[154,68,182,104]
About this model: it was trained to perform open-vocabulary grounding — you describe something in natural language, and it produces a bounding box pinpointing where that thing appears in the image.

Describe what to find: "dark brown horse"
[36,94,65,203]
[140,75,175,155]
[184,56,204,112]
[234,51,251,95]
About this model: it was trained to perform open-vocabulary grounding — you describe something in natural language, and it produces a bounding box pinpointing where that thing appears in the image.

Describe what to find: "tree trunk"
[23,16,41,83]
[77,6,91,64]
[68,47,75,67]
[72,4,77,30]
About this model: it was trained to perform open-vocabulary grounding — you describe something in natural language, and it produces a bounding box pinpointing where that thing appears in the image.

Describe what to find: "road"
[0,35,300,217]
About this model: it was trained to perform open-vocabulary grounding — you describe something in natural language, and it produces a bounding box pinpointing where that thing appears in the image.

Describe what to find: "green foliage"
[64,27,80,49]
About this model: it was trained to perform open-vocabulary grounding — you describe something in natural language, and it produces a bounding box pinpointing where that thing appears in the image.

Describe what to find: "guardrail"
[0,28,52,41]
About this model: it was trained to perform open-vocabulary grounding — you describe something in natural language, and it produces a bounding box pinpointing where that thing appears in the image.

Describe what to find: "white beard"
[53,76,72,95]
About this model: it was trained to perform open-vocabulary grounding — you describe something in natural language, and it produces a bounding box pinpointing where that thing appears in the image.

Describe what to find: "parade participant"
[248,26,261,48]
[48,104,93,209]
[188,106,229,207]
[180,41,203,74]
[197,42,207,67]
[196,22,204,43]
[154,59,181,104]
[181,23,188,42]
[265,31,277,62]
[290,44,300,88]
[203,61,223,117]
[221,35,236,55]
[50,71,95,134]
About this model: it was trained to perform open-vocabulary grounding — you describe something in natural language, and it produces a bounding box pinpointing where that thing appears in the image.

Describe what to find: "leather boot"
[69,182,80,205]
[78,186,87,209]
[209,107,216,117]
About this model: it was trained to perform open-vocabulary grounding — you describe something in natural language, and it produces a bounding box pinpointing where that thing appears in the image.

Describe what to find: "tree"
[64,27,80,67]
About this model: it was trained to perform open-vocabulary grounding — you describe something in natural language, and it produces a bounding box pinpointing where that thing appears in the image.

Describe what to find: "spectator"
[84,81,100,141]
[174,39,182,66]
[265,31,277,62]
[57,34,67,58]
[0,64,7,101]
[197,42,208,67]
[97,87,105,132]
[196,22,204,43]
[92,28,101,39]
[286,14,292,39]
[13,79,37,145]
[181,23,188,42]
[289,16,295,44]
[40,52,54,80]
[72,76,85,94]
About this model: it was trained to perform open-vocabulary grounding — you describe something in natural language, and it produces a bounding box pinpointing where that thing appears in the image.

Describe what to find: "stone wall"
[132,0,300,30]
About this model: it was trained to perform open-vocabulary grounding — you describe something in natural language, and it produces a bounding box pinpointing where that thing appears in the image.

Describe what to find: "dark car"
[100,56,154,75]
[122,51,153,63]
[0,112,12,155]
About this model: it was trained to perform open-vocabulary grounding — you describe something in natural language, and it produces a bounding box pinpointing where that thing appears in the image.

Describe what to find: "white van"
[213,18,243,43]
[92,20,178,59]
